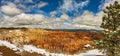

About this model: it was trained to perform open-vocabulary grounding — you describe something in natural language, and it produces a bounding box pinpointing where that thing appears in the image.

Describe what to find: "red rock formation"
[0,28,103,54]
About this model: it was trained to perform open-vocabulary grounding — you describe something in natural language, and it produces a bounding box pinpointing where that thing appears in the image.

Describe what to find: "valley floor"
[0,28,104,56]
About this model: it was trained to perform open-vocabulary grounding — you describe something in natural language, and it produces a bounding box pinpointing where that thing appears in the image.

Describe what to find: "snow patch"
[23,45,46,54]
[86,49,104,55]
[84,44,91,48]
[23,45,105,56]
[0,40,23,52]
[0,40,105,56]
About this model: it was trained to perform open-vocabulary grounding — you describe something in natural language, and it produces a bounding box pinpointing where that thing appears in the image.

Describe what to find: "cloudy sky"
[0,0,119,29]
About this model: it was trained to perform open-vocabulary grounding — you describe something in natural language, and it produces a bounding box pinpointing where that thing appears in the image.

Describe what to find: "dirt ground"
[0,46,44,56]
[0,46,20,56]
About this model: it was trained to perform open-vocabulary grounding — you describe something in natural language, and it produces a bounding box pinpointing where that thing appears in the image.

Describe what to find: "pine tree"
[97,1,120,56]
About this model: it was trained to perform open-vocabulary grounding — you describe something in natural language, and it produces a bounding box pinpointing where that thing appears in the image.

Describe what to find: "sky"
[0,0,119,29]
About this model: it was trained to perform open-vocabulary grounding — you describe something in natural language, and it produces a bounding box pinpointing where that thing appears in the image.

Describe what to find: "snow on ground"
[0,40,105,56]
[23,45,47,54]
[23,45,105,56]
[0,40,22,52]
[84,44,91,48]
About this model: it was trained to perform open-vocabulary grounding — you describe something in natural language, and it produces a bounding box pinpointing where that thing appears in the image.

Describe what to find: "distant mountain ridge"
[0,26,103,32]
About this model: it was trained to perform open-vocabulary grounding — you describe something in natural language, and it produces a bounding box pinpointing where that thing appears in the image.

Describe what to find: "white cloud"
[0,2,23,16]
[3,13,46,26]
[38,2,48,8]
[0,14,4,22]
[99,0,120,10]
[0,11,104,30]
[16,1,48,12]
[73,10,104,27]
[14,0,20,3]
[59,0,89,12]
[60,13,69,20]
[0,0,48,14]
[0,0,104,30]
[25,0,33,3]
[50,11,57,17]
[14,0,33,3]
[39,13,70,25]
[0,13,69,27]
